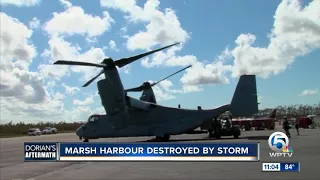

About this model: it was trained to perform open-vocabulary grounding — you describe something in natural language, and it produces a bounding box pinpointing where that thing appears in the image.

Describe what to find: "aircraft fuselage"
[76,102,230,139]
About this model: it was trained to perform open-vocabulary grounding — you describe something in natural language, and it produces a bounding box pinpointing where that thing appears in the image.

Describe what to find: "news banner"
[24,140,300,172]
[25,142,259,161]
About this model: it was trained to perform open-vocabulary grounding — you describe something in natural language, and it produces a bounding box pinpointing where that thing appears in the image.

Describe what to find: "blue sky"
[0,0,319,123]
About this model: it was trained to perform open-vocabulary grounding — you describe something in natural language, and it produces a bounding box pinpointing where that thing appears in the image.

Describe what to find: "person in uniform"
[294,115,300,135]
[283,116,291,138]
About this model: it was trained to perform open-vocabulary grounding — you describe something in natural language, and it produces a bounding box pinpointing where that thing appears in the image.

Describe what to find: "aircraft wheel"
[234,135,239,139]
[155,135,170,142]
[215,132,221,139]
[208,129,214,138]
[162,134,170,141]
[83,139,89,142]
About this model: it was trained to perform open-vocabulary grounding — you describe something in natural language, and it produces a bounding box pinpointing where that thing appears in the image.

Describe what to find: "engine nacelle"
[97,79,128,115]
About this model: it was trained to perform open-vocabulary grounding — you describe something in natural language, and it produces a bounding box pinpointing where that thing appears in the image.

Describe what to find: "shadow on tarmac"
[246,135,269,140]
[139,135,273,142]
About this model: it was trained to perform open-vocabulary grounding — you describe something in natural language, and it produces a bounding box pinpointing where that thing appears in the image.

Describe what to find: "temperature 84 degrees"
[280,162,300,172]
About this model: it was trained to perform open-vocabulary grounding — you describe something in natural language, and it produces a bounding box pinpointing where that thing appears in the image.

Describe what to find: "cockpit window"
[88,116,98,122]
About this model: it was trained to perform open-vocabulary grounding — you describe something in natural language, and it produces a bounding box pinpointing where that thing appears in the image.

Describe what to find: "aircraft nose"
[76,126,84,137]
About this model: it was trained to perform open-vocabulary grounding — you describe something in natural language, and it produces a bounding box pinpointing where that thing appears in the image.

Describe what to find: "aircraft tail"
[230,75,258,117]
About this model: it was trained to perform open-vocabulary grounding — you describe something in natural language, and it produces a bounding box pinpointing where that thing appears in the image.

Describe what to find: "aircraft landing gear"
[155,134,170,142]
[83,139,89,142]
[208,129,214,138]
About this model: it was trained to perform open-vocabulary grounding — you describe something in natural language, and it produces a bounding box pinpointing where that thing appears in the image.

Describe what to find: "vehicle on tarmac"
[42,127,58,134]
[232,109,277,131]
[42,127,51,134]
[28,128,42,136]
[214,119,241,139]
[50,127,58,134]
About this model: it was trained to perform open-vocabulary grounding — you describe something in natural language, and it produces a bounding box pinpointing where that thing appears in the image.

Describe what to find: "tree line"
[255,103,320,118]
[0,103,319,138]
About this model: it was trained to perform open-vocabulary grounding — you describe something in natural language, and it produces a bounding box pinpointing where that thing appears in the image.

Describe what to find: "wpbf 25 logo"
[268,132,293,158]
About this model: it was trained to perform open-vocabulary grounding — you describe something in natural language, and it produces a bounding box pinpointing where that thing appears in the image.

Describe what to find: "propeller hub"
[102,58,114,66]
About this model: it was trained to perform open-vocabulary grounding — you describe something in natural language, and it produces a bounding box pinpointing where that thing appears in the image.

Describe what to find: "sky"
[0,0,319,124]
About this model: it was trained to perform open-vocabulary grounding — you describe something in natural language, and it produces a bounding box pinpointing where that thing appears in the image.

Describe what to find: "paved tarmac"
[1,128,319,180]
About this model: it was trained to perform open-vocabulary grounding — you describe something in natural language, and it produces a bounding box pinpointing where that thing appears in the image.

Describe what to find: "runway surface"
[1,128,319,180]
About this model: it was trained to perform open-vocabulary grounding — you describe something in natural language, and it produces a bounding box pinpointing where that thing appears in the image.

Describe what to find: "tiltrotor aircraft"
[53,42,258,142]
[125,65,191,104]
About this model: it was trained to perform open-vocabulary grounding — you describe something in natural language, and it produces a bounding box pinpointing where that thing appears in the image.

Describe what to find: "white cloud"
[100,0,231,86]
[2,0,319,124]
[109,40,119,51]
[228,0,320,78]
[300,89,319,96]
[39,34,106,82]
[0,13,67,123]
[44,1,114,38]
[122,65,131,74]
[159,79,202,94]
[159,79,173,89]
[73,96,94,106]
[100,0,189,51]
[120,0,320,88]
[47,81,56,88]
[150,79,201,101]
[152,86,175,101]
[0,0,40,7]
[180,61,233,86]
[0,13,104,124]
[141,45,197,68]
[59,0,72,8]
[39,1,121,83]
[200,0,320,85]
[0,12,40,103]
[62,83,80,95]
[29,17,40,29]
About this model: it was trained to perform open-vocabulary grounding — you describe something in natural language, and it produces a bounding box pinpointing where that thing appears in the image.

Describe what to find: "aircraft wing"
[126,96,154,111]
[127,95,231,120]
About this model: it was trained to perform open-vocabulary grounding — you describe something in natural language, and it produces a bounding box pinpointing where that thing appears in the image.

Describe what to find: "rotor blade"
[54,60,107,68]
[124,85,145,92]
[114,42,180,68]
[150,65,192,86]
[82,69,104,87]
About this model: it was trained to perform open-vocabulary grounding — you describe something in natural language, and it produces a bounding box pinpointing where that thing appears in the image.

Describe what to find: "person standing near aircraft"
[294,115,300,135]
[283,116,291,138]
[210,116,219,138]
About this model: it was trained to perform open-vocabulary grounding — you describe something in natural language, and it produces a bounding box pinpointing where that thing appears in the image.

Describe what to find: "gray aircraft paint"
[52,42,258,141]
[76,74,258,139]
[230,75,258,117]
[140,88,157,104]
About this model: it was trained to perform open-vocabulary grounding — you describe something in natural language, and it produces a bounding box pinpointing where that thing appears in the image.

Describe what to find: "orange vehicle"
[232,118,253,131]
[299,116,315,128]
[234,109,276,130]
[252,119,275,130]
[251,109,276,130]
